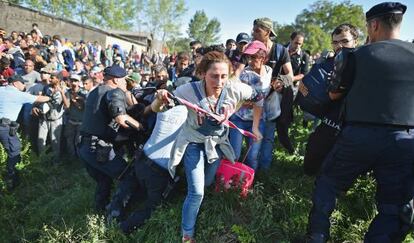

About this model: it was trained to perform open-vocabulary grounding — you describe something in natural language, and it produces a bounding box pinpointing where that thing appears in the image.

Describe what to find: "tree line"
[10,0,365,54]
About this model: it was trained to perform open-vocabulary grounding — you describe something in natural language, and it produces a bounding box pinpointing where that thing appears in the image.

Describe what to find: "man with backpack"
[32,72,65,163]
[298,24,358,176]
[251,17,296,158]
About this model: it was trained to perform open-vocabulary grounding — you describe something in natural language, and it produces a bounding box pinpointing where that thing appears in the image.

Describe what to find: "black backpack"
[267,43,285,78]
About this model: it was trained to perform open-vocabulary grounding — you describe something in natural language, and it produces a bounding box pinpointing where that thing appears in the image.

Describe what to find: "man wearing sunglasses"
[300,23,358,176]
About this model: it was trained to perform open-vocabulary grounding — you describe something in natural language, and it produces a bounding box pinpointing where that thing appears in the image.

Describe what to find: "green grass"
[1,121,413,243]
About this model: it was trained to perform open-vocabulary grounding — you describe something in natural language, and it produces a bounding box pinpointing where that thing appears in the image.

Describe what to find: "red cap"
[59,70,70,79]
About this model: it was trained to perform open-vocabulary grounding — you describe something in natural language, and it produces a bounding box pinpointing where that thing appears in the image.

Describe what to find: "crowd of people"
[1,1,414,242]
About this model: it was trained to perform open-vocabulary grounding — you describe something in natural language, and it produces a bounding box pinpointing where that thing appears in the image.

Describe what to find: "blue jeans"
[228,115,264,170]
[308,125,414,241]
[259,120,277,170]
[182,143,221,238]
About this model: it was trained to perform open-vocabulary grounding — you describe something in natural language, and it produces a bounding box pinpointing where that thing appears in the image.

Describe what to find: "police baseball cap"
[366,2,407,21]
[103,65,127,78]
[8,75,27,83]
[236,32,250,44]
[253,17,277,37]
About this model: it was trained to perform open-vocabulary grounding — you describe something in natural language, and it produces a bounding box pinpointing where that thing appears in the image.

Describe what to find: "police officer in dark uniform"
[306,2,414,242]
[79,65,143,212]
[0,75,50,190]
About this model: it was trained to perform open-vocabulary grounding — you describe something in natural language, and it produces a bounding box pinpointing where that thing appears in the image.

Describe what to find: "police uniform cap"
[103,65,127,78]
[366,2,407,21]
[8,75,27,83]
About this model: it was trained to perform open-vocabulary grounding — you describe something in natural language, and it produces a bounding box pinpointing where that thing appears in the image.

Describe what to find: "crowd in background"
[0,22,316,165]
[1,3,413,241]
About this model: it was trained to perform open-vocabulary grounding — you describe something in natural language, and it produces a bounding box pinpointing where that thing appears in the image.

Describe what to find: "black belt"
[81,135,92,144]
[80,135,100,145]
[139,152,169,176]
[347,121,414,130]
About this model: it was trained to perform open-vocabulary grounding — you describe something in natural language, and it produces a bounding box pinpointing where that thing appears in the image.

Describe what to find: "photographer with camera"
[0,74,50,190]
[62,74,87,158]
[32,71,64,164]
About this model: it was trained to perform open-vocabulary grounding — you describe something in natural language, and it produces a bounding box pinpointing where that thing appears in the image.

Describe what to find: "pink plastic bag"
[215,159,255,197]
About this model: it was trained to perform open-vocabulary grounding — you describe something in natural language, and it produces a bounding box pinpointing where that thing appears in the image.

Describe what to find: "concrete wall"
[0,1,107,44]
[106,36,146,55]
[0,1,146,52]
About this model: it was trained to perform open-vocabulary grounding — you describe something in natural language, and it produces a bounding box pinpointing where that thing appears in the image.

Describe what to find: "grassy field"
[1,120,413,243]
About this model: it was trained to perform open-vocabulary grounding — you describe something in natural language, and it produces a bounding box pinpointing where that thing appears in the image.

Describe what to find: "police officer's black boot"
[5,172,20,191]
[106,196,125,224]
[6,155,21,190]
[95,189,111,214]
[304,233,327,243]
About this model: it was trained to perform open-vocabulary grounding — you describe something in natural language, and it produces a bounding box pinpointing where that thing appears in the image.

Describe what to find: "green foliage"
[187,10,221,46]
[94,0,138,30]
[274,23,296,46]
[1,117,413,242]
[302,24,332,55]
[166,36,191,53]
[142,0,188,44]
[275,0,366,54]
[22,0,137,30]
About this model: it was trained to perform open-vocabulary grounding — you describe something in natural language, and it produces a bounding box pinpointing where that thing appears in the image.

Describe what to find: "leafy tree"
[22,0,138,30]
[142,0,187,45]
[187,10,221,46]
[274,22,296,46]
[166,36,190,53]
[302,24,331,54]
[94,0,138,30]
[295,0,365,35]
[274,0,365,54]
[23,0,75,19]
